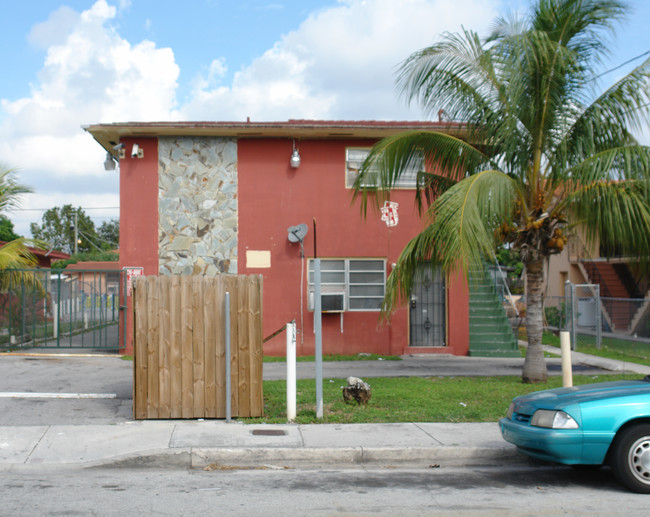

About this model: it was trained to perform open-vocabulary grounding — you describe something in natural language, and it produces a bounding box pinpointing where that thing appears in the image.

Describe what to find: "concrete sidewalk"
[0,347,649,471]
[0,421,520,470]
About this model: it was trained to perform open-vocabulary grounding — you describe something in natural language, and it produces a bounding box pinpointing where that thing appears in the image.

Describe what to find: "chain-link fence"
[542,282,650,361]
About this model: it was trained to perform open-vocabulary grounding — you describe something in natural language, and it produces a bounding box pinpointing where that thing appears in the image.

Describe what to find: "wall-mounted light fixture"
[290,139,301,168]
[103,142,124,171]
[103,152,116,171]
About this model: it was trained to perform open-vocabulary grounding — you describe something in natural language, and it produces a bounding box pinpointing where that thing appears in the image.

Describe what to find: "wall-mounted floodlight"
[103,152,116,171]
[290,139,300,168]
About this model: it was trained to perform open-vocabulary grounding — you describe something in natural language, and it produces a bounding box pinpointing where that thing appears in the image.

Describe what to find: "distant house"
[84,120,519,357]
[63,261,122,296]
[546,234,650,336]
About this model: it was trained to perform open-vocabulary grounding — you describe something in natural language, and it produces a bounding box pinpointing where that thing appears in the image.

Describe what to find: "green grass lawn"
[542,330,650,366]
[243,373,640,425]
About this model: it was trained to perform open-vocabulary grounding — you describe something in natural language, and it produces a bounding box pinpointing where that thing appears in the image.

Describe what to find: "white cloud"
[2,0,501,237]
[182,0,497,121]
[0,0,180,179]
[0,0,181,236]
[28,6,81,49]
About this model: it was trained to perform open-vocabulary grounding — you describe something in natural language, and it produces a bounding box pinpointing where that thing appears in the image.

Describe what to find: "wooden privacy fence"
[132,274,263,419]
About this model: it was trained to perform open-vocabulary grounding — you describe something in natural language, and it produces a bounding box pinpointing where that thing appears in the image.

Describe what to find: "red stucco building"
[85,120,474,357]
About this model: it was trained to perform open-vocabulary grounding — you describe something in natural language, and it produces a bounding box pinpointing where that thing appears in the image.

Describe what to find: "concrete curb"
[95,446,525,470]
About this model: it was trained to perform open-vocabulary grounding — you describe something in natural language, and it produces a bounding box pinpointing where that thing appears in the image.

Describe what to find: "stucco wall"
[158,136,238,275]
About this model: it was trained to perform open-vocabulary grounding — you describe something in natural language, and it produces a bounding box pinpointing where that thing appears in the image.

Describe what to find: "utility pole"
[74,210,79,255]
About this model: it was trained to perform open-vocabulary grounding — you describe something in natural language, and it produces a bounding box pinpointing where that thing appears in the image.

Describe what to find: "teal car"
[499,378,650,493]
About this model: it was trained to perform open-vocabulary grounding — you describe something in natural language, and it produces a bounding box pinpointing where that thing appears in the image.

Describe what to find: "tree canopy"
[0,216,21,242]
[30,205,99,253]
[355,0,650,383]
[97,219,119,249]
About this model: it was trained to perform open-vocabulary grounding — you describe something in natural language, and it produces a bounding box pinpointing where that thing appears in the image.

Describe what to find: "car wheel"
[610,424,650,494]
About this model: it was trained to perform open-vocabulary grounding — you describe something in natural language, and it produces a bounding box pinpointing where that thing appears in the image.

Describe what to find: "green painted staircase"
[468,267,520,357]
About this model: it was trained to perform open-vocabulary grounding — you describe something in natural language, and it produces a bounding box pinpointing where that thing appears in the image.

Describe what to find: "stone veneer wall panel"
[158,136,238,275]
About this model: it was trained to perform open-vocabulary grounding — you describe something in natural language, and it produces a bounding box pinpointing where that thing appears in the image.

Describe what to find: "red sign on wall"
[380,201,399,227]
[124,267,144,296]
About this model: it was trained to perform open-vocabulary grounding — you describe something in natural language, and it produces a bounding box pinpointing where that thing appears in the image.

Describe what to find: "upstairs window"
[345,147,424,188]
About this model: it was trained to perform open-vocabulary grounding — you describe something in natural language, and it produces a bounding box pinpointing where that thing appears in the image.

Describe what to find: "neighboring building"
[84,120,518,357]
[546,235,650,336]
[63,261,122,297]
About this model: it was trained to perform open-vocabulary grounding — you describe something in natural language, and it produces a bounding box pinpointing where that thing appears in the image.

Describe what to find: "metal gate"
[565,282,602,350]
[0,268,125,351]
[409,265,446,346]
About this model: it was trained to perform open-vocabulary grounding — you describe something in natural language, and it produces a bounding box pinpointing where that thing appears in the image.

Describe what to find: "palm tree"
[355,0,650,383]
[0,165,40,287]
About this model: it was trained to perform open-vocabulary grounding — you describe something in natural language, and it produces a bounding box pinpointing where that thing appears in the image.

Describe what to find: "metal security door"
[409,265,445,346]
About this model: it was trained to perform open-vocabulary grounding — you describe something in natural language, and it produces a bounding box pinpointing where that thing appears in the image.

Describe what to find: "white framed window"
[345,147,424,188]
[308,258,386,312]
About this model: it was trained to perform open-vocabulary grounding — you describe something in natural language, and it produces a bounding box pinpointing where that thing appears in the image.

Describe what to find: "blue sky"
[0,0,648,240]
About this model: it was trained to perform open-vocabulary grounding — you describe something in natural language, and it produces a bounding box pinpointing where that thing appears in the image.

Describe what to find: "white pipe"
[287,321,296,422]
[560,331,573,387]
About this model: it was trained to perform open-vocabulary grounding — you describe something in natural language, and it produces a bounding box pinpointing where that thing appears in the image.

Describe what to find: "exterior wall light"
[290,139,300,168]
[104,152,116,171]
[290,149,301,168]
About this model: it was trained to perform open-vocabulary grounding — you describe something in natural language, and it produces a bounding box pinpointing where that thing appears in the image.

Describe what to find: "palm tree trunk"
[522,258,548,383]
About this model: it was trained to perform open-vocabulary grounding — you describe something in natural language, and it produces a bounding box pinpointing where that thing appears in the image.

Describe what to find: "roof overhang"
[83,119,467,157]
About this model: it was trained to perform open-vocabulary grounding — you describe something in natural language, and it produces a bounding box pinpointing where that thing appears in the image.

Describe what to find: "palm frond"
[383,170,518,314]
[352,130,488,215]
[568,180,650,263]
[0,238,45,293]
[0,165,32,213]
[559,58,650,166]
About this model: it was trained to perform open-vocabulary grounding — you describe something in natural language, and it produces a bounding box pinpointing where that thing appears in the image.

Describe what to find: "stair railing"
[491,255,519,319]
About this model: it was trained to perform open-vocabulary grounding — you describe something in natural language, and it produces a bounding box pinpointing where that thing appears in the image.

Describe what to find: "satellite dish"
[288,224,308,243]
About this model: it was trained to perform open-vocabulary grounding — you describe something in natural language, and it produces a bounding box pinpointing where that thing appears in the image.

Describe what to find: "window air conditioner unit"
[308,291,345,313]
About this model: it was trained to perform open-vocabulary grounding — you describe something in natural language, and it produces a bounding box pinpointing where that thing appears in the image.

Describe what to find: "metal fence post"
[595,284,602,349]
[313,258,323,419]
[53,302,58,339]
[565,281,576,350]
[570,282,577,350]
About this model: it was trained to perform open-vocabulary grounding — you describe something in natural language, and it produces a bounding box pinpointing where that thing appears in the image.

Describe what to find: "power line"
[589,49,650,82]
[8,206,119,212]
